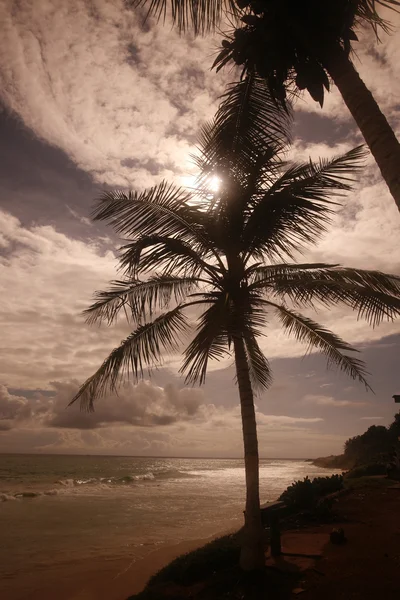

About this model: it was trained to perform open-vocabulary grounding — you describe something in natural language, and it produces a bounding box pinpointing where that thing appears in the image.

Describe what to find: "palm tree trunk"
[324,47,400,213]
[233,334,265,571]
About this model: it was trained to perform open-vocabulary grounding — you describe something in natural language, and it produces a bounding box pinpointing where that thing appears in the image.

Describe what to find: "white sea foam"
[0,493,17,502]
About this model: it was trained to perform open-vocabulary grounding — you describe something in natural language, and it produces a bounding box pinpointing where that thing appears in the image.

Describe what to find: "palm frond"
[243,146,366,261]
[119,235,220,279]
[356,1,400,36]
[242,332,272,391]
[92,182,210,250]
[267,301,371,389]
[129,0,239,34]
[266,267,400,327]
[196,75,292,178]
[84,275,201,326]
[181,293,230,385]
[248,262,337,284]
[70,306,189,411]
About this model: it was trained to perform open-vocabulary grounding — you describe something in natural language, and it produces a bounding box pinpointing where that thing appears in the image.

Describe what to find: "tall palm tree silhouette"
[71,76,400,570]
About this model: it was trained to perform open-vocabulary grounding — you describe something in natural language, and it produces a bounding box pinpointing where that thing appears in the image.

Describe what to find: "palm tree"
[70,76,400,571]
[131,0,400,213]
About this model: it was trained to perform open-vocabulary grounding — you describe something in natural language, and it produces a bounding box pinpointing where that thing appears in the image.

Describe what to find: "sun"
[208,175,221,193]
[181,174,222,195]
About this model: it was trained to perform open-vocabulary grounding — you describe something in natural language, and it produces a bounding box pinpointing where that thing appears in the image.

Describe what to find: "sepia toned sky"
[0,0,399,458]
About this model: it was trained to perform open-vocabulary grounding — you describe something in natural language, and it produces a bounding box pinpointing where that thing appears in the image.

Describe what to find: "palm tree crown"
[71,75,400,412]
[214,0,400,106]
[132,1,400,38]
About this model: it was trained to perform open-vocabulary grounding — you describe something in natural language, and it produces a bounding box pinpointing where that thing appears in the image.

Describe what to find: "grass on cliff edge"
[134,533,240,592]
[127,531,298,599]
[344,474,396,490]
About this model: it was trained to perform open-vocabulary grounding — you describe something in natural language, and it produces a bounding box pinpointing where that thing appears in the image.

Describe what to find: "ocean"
[0,454,340,598]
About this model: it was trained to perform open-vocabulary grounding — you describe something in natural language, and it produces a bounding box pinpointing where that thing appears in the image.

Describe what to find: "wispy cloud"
[0,0,226,189]
[303,394,367,408]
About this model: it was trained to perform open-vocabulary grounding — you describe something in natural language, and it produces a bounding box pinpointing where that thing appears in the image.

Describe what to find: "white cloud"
[0,210,121,389]
[360,416,384,421]
[0,0,226,189]
[303,394,366,408]
[48,380,207,429]
[0,379,330,457]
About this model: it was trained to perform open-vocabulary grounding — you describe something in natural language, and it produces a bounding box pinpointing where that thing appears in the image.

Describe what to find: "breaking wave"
[55,468,198,488]
[0,469,201,500]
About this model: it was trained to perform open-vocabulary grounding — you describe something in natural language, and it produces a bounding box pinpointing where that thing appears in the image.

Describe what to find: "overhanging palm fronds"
[355,1,400,37]
[70,307,189,411]
[130,0,400,38]
[129,0,237,34]
[268,301,371,389]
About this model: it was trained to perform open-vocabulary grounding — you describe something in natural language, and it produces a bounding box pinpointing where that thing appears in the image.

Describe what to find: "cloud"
[255,412,323,425]
[360,416,384,421]
[0,385,48,429]
[48,380,206,429]
[0,210,122,389]
[303,394,366,408]
[0,379,330,457]
[66,205,92,227]
[0,0,226,189]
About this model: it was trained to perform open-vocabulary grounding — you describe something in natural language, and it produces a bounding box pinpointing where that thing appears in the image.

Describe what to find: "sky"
[0,0,399,459]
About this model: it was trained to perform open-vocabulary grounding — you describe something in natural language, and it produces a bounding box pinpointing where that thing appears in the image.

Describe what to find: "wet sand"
[1,534,224,600]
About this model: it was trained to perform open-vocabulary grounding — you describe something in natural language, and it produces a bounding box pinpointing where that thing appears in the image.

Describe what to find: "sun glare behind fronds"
[181,173,222,199]
[208,175,221,193]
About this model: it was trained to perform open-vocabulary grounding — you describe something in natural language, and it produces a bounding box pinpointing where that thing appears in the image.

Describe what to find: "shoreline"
[1,526,239,600]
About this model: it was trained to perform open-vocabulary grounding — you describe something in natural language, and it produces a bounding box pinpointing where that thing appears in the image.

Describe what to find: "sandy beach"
[1,535,217,600]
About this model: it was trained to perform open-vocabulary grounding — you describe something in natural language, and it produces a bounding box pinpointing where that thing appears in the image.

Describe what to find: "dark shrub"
[346,462,387,479]
[147,533,240,587]
[279,474,344,509]
[279,476,315,509]
[312,474,344,496]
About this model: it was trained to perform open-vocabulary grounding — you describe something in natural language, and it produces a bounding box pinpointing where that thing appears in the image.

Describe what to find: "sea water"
[0,454,340,588]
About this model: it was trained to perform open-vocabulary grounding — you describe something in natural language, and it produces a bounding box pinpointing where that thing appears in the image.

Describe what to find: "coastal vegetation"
[313,410,400,475]
[278,474,344,509]
[133,0,400,211]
